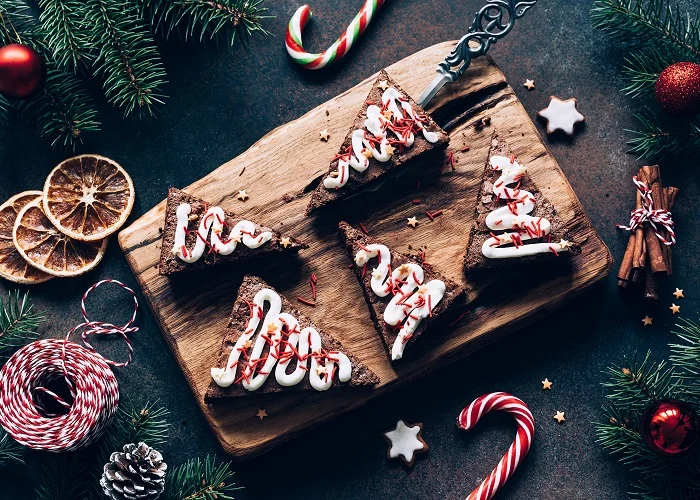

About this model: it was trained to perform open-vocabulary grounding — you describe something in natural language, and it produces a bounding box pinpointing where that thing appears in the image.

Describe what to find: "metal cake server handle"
[417,0,538,108]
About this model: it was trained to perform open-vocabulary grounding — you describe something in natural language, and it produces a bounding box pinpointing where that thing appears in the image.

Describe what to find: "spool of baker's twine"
[0,279,139,452]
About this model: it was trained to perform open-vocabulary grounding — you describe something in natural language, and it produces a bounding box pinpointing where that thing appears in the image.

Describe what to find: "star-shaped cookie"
[383,420,428,466]
[537,96,585,136]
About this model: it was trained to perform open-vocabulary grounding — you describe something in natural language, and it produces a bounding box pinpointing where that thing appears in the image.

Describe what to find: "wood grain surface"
[118,41,612,460]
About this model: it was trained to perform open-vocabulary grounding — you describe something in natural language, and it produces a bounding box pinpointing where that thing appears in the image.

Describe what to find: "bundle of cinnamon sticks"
[617,165,679,300]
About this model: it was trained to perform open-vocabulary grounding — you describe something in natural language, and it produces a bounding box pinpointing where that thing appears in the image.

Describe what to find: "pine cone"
[100,442,167,500]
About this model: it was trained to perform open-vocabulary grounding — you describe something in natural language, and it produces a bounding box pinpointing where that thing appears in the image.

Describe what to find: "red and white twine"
[457,392,535,500]
[0,279,138,452]
[617,176,676,245]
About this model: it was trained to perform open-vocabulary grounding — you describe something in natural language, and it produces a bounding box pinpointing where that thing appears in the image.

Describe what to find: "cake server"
[417,0,539,108]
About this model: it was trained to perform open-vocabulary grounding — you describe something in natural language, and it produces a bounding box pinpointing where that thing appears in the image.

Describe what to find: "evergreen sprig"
[143,0,271,46]
[164,455,240,500]
[0,290,45,361]
[101,400,170,457]
[86,0,167,117]
[37,0,94,71]
[0,429,24,467]
[627,111,700,160]
[597,320,700,498]
[36,454,92,500]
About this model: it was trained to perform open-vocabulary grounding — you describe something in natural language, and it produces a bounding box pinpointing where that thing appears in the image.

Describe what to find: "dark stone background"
[1,0,698,498]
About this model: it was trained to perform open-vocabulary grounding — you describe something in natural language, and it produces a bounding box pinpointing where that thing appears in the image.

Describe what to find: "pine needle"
[0,429,24,467]
[627,112,700,160]
[37,0,94,71]
[36,454,92,500]
[101,400,170,460]
[165,455,241,500]
[0,290,45,361]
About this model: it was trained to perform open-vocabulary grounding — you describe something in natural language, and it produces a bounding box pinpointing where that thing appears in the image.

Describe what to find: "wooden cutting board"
[118,41,612,460]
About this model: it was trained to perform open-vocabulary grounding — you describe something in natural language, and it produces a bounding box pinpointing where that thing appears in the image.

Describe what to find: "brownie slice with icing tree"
[307,70,449,214]
[339,222,465,362]
[205,275,379,402]
[159,188,306,276]
[463,133,581,277]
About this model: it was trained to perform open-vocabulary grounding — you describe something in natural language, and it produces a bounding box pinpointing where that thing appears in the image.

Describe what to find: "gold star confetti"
[553,411,566,423]
[382,110,393,121]
[377,79,389,91]
[398,264,410,274]
[385,144,396,156]
[315,365,327,376]
[542,378,552,390]
[267,323,278,334]
[642,315,653,327]
[362,148,373,159]
[673,288,684,299]
[242,339,253,349]
[230,234,242,244]
[670,303,681,315]
[256,408,268,420]
[371,268,383,280]
[237,189,249,201]
[280,236,292,249]
[523,79,535,90]
[319,129,330,141]
[407,216,418,228]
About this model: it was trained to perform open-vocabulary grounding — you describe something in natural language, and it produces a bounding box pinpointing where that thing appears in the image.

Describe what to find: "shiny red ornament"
[641,399,699,456]
[0,43,45,99]
[654,62,700,117]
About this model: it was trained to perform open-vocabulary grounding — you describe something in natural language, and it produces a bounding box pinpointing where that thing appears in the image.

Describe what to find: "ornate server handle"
[417,0,538,108]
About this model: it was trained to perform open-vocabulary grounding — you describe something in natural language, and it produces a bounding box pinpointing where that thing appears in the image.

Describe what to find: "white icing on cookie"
[171,203,273,263]
[384,420,426,464]
[537,96,584,136]
[481,155,572,259]
[323,87,439,190]
[355,243,445,360]
[210,287,352,392]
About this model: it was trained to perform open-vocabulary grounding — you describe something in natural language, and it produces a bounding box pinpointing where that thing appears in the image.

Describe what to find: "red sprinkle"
[359,223,370,235]
[426,211,434,221]
[460,145,471,152]
[297,297,316,307]
[448,311,471,327]
[412,199,421,205]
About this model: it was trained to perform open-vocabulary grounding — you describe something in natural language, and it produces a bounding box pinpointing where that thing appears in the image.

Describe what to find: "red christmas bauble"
[641,399,699,456]
[655,62,700,117]
[0,43,45,99]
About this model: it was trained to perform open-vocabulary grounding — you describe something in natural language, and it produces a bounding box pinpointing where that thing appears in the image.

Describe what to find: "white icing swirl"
[210,287,352,392]
[355,244,445,361]
[481,156,572,259]
[324,87,439,190]
[171,203,273,263]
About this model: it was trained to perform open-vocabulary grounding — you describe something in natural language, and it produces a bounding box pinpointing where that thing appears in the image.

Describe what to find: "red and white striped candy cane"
[457,392,535,500]
[285,0,386,70]
[0,280,138,452]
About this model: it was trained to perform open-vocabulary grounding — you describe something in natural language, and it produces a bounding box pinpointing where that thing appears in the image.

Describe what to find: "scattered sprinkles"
[359,223,370,235]
[670,303,681,315]
[673,288,684,299]
[297,296,316,307]
[319,129,331,141]
[459,145,471,152]
[553,411,565,423]
[280,236,292,249]
[377,79,389,91]
[407,216,418,228]
[542,378,552,390]
[523,79,535,90]
[237,189,249,201]
[642,315,653,327]
[256,408,268,420]
[425,210,443,221]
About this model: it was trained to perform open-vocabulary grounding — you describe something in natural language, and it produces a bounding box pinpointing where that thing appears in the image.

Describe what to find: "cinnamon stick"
[632,188,645,269]
[639,166,668,274]
[617,232,636,285]
[663,186,679,275]
[618,173,646,286]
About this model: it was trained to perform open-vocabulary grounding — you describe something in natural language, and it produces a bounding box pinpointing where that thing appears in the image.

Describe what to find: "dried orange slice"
[43,154,135,241]
[13,198,107,277]
[0,191,53,284]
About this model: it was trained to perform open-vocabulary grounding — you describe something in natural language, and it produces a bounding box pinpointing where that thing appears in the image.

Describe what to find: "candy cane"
[285,0,386,70]
[457,392,535,500]
[0,280,138,452]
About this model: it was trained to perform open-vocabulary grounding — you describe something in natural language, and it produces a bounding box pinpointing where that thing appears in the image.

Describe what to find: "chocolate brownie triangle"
[205,275,379,402]
[307,70,449,214]
[463,133,581,277]
[159,188,306,275]
[339,222,465,362]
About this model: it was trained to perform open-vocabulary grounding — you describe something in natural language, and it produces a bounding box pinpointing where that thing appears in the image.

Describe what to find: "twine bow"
[617,176,676,246]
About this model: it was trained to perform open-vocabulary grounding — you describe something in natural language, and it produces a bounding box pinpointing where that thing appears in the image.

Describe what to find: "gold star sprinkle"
[230,234,242,244]
[407,216,418,228]
[382,110,393,121]
[319,129,330,141]
[267,323,278,334]
[362,148,373,159]
[523,79,535,90]
[256,409,268,420]
[280,236,292,249]
[397,264,410,274]
[542,378,552,390]
[241,339,253,349]
[642,315,653,327]
[371,268,383,280]
[673,288,684,299]
[385,144,396,156]
[237,189,249,201]
[554,411,566,423]
[377,79,389,91]
[315,365,327,376]
[670,303,681,315]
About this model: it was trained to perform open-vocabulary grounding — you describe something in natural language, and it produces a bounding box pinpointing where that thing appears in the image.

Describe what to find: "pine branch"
[591,0,700,62]
[670,319,700,400]
[101,400,170,456]
[0,290,44,361]
[0,429,24,467]
[0,95,11,125]
[627,112,700,160]
[0,0,35,45]
[37,0,94,71]
[85,0,167,117]
[143,0,271,46]
[36,454,92,500]
[622,47,677,98]
[164,455,241,500]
